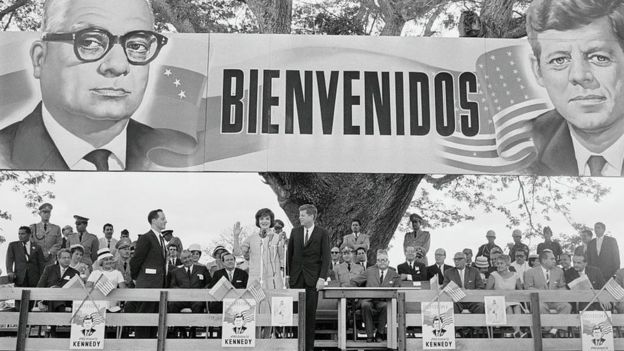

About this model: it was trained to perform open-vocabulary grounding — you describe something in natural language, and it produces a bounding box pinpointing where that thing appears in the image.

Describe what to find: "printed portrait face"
[32,0,153,127]
[531,17,624,134]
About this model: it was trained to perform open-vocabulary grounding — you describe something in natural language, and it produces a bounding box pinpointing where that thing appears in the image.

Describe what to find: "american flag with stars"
[95,274,116,296]
[241,308,255,323]
[442,281,466,302]
[440,45,552,173]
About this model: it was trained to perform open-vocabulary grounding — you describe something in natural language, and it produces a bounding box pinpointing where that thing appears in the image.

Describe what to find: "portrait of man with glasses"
[0,0,187,171]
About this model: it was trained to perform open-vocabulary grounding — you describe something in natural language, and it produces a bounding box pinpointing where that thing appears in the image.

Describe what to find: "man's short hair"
[255,208,275,228]
[581,229,593,238]
[496,254,511,264]
[342,244,355,252]
[595,222,606,230]
[57,248,71,258]
[221,252,234,261]
[462,248,473,254]
[352,219,361,225]
[298,204,317,218]
[147,209,163,224]
[526,0,624,60]
[574,254,587,262]
[560,252,571,259]
[539,249,554,263]
[377,249,388,257]
[41,0,155,32]
[355,247,367,255]
[19,226,31,234]
[103,223,113,231]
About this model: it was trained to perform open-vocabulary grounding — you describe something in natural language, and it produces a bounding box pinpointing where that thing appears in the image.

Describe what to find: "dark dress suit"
[37,263,79,311]
[587,236,620,280]
[6,241,46,287]
[208,268,249,314]
[168,265,211,313]
[397,261,427,281]
[426,263,453,285]
[350,266,401,338]
[443,266,485,313]
[0,103,195,171]
[129,230,167,338]
[528,110,579,176]
[287,225,331,351]
[564,265,605,311]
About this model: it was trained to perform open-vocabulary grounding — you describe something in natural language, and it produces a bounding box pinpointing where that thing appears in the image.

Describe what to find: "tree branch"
[517,176,538,234]
[0,0,28,23]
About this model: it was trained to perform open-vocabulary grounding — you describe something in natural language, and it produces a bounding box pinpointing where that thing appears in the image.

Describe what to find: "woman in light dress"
[233,208,287,338]
[86,248,126,311]
[486,254,525,338]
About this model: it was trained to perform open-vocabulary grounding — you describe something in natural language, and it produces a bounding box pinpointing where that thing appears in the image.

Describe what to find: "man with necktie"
[587,222,620,279]
[427,248,453,285]
[443,252,485,313]
[398,246,427,282]
[68,215,99,265]
[168,250,210,314]
[286,204,331,351]
[98,223,118,257]
[29,203,62,266]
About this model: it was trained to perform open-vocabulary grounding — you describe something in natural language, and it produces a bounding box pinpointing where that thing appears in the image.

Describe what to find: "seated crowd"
[3,204,623,342]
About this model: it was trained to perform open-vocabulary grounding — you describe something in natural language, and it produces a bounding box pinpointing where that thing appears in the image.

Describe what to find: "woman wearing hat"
[474,256,490,280]
[69,244,91,281]
[233,208,287,290]
[86,248,126,311]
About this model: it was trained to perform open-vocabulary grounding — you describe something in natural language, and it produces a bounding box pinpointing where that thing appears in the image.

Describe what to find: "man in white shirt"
[99,223,118,257]
[510,251,529,284]
[340,219,370,251]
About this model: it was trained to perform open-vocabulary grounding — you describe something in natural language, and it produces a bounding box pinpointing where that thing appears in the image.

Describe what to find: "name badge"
[145,268,157,274]
[236,280,242,283]
[63,276,70,280]
[198,274,204,280]
[389,281,394,284]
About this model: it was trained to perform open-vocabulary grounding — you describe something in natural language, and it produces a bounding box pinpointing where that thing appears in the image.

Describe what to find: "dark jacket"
[286,225,331,287]
[397,261,427,281]
[6,241,46,287]
[426,264,454,285]
[37,263,79,288]
[130,230,167,288]
[211,268,248,289]
[443,266,485,289]
[587,236,620,279]
[169,265,211,289]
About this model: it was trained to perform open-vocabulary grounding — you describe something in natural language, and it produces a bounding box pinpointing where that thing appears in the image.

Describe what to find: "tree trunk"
[245,0,292,34]
[261,173,424,262]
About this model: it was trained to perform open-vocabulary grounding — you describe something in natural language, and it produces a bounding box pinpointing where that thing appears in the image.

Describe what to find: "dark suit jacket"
[37,263,79,288]
[443,266,484,289]
[587,236,620,279]
[529,109,578,176]
[6,241,46,287]
[286,225,331,287]
[211,268,248,289]
[350,266,401,287]
[426,264,453,285]
[130,230,166,288]
[564,266,605,289]
[0,103,193,171]
[397,261,427,281]
[169,265,210,289]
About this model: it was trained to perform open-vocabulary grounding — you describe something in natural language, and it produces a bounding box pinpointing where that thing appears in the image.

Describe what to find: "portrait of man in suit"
[0,0,190,171]
[591,325,607,346]
[432,316,447,337]
[232,314,247,335]
[80,316,97,337]
[526,0,624,176]
[286,204,331,351]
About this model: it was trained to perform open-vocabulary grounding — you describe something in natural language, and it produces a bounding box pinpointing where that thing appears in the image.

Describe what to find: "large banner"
[1,1,622,176]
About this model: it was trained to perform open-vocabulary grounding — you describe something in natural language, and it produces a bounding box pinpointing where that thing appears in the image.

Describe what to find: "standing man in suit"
[574,229,593,257]
[6,226,47,288]
[340,219,370,252]
[524,250,571,337]
[398,246,427,282]
[443,252,485,313]
[69,215,99,265]
[587,222,620,279]
[332,245,364,286]
[526,0,624,176]
[60,225,74,249]
[98,223,118,257]
[130,209,168,338]
[427,248,453,285]
[37,249,80,312]
[286,204,331,351]
[168,250,210,313]
[350,250,401,342]
[0,0,189,171]
[29,203,62,266]
[565,254,606,311]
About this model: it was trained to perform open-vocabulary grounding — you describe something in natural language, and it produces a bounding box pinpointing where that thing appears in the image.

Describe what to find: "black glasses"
[42,27,168,65]
[331,251,340,254]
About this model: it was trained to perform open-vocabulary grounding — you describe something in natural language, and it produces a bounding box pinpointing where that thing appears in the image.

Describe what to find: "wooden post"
[338,298,347,350]
[157,291,168,351]
[298,291,306,351]
[530,292,542,351]
[16,289,31,351]
[397,292,406,351]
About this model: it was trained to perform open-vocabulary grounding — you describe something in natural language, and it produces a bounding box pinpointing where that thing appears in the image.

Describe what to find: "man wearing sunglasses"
[0,0,184,171]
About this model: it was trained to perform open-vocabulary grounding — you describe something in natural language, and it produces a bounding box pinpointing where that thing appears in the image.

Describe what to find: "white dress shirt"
[570,127,624,176]
[42,103,127,170]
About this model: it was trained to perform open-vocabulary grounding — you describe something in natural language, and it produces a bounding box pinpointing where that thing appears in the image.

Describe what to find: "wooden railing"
[322,287,624,351]
[0,287,305,351]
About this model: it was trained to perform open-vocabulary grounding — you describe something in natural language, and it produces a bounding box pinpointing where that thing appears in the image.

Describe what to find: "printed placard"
[222,298,256,347]
[271,296,293,326]
[581,311,614,351]
[484,296,507,325]
[70,300,106,349]
[422,301,456,350]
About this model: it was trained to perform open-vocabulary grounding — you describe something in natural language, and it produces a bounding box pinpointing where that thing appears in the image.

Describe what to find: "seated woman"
[86,248,126,311]
[69,244,91,281]
[486,254,525,338]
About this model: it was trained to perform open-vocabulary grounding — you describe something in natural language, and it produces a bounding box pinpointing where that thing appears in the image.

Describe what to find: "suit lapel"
[540,117,578,176]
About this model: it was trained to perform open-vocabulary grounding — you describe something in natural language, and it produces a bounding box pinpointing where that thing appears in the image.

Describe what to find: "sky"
[1,172,623,275]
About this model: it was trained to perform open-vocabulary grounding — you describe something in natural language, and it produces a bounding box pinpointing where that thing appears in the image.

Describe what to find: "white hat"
[188,244,202,252]
[97,248,113,260]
